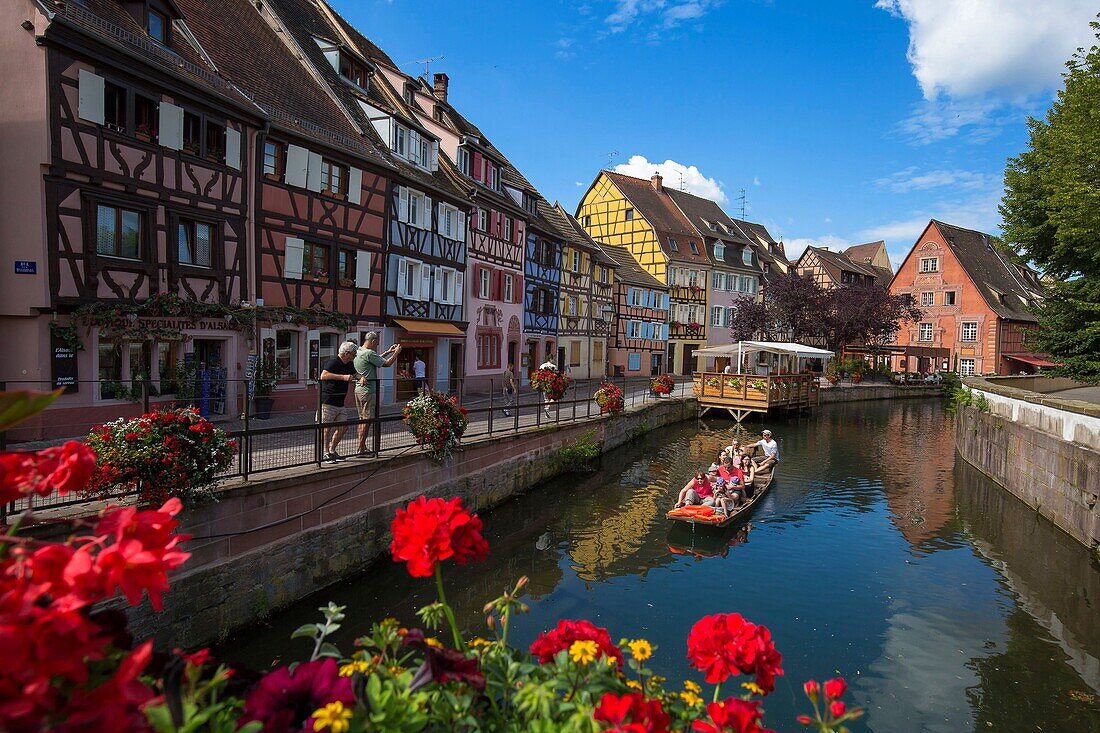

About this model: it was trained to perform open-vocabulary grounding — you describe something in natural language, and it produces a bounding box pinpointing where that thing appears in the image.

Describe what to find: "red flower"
[403,628,486,691]
[691,698,773,733]
[823,677,847,701]
[54,641,155,733]
[124,431,139,441]
[240,658,354,733]
[803,679,819,701]
[390,496,488,578]
[94,499,191,611]
[529,619,624,668]
[830,700,847,718]
[685,613,783,692]
[593,691,669,732]
[0,441,97,503]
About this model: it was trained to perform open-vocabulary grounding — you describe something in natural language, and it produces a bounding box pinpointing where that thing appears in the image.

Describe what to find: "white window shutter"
[419,262,431,302]
[408,130,420,164]
[158,102,184,150]
[456,211,466,242]
[437,202,445,235]
[78,70,105,124]
[284,237,305,279]
[347,167,362,204]
[432,266,443,302]
[397,256,408,296]
[225,127,242,170]
[370,115,393,149]
[305,151,323,192]
[429,140,439,171]
[354,250,371,289]
[422,196,433,230]
[454,271,464,307]
[285,144,309,187]
[398,187,408,223]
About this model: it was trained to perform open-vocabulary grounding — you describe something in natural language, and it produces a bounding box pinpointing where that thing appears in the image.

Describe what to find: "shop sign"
[50,332,78,392]
[110,317,233,331]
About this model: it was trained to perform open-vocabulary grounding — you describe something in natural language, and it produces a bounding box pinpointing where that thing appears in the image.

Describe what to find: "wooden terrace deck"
[692,372,820,421]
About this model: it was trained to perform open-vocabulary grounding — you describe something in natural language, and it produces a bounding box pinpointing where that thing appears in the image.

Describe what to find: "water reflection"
[219,400,1100,731]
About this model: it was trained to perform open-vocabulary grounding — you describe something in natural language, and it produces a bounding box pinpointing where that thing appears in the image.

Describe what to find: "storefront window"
[309,333,338,380]
[157,342,177,393]
[98,342,122,399]
[276,331,299,384]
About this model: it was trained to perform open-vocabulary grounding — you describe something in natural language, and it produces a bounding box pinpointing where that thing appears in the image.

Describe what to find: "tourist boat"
[665,468,775,528]
[667,521,752,558]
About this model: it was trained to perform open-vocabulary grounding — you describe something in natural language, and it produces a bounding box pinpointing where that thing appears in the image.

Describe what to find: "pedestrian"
[319,341,359,463]
[723,362,734,375]
[502,362,517,417]
[353,332,400,457]
[750,429,780,470]
[413,353,428,393]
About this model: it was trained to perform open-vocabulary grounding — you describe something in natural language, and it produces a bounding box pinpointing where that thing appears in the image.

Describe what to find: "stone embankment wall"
[955,376,1099,551]
[127,397,697,648]
[819,384,942,403]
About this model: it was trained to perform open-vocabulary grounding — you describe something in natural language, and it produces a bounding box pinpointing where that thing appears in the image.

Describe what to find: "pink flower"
[240,658,354,733]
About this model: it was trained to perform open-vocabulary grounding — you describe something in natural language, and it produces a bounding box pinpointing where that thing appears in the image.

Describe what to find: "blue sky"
[332,1,1097,267]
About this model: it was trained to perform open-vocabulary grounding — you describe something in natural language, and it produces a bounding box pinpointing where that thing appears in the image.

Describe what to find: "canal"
[220,399,1100,731]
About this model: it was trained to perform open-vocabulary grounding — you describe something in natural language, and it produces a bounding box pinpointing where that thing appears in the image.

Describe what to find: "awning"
[1004,353,1058,368]
[693,341,834,359]
[393,318,463,336]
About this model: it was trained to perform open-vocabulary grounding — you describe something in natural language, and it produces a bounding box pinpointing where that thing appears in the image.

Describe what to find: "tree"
[820,283,923,356]
[1000,18,1100,382]
[763,271,825,343]
[726,297,772,342]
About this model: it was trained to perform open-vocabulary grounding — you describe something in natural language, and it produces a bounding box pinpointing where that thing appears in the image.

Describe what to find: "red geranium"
[685,613,783,692]
[529,619,624,668]
[390,496,489,578]
[691,698,773,733]
[0,440,97,504]
[240,658,353,733]
[823,676,847,700]
[593,691,670,732]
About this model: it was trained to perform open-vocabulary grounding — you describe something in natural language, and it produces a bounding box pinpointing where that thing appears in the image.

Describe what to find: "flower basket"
[402,391,469,463]
[725,378,743,390]
[749,379,767,392]
[705,376,721,388]
[593,381,624,415]
[651,374,674,395]
[531,367,571,401]
[84,407,235,506]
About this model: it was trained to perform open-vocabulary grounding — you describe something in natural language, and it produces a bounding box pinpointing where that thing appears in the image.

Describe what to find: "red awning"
[1004,354,1058,368]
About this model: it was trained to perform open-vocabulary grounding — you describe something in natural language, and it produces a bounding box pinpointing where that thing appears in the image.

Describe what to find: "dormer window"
[147,8,168,43]
[742,248,752,266]
[713,243,724,260]
[689,241,699,254]
[456,147,470,176]
[339,55,368,89]
[668,238,677,252]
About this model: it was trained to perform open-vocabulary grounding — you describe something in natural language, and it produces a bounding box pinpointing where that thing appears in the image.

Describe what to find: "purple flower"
[403,629,486,691]
[240,658,354,733]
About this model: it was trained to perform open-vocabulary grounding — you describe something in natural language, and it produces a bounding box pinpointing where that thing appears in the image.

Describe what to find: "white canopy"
[693,341,834,359]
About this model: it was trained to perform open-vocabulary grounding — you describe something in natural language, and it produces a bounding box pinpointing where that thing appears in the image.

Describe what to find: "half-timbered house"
[0,0,267,436]
[524,216,562,377]
[260,0,471,401]
[795,242,892,290]
[729,218,789,287]
[577,171,709,375]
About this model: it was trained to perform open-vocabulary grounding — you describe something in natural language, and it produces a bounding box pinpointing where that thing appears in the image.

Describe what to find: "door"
[682,343,698,376]
[651,353,662,376]
[192,339,227,416]
[527,341,538,380]
[449,342,463,394]
[667,343,676,375]
[507,341,517,370]
[557,346,566,371]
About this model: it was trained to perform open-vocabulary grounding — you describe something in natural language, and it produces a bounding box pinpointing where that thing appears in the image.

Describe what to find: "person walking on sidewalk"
[319,341,359,463]
[502,362,517,417]
[353,332,400,457]
[413,354,428,393]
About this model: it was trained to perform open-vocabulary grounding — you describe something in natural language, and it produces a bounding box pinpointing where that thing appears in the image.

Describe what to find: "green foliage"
[292,602,347,661]
[948,387,990,414]
[48,322,84,352]
[1027,278,1100,383]
[0,389,61,432]
[252,357,277,398]
[558,430,601,472]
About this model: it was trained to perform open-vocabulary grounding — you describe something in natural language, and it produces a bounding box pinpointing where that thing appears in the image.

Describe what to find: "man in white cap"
[750,429,779,470]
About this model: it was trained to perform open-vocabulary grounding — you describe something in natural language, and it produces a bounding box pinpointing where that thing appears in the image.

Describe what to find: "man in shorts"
[353,332,400,457]
[319,341,360,463]
[751,429,780,470]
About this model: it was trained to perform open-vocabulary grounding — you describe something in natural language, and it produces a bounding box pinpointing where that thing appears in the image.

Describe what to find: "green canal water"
[220,400,1100,731]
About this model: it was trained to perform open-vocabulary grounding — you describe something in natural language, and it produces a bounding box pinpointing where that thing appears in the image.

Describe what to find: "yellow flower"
[627,639,653,662]
[338,660,372,677]
[425,637,443,649]
[684,679,702,694]
[312,701,353,733]
[468,637,491,648]
[651,675,666,686]
[569,639,599,665]
[606,655,618,666]
[679,691,703,707]
[626,679,643,690]
[741,681,765,696]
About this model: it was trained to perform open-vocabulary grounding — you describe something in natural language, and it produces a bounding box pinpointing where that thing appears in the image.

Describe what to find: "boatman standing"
[751,429,779,470]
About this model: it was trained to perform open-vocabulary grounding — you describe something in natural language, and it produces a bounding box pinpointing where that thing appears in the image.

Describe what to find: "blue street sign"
[14,261,36,274]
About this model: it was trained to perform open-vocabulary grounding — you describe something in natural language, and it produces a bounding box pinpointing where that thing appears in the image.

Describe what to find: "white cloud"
[613,154,727,203]
[752,176,761,186]
[575,181,584,186]
[555,37,577,60]
[783,234,852,263]
[603,0,722,35]
[875,166,998,193]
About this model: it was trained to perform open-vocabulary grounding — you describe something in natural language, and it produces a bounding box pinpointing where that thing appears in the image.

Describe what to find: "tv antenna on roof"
[406,55,444,77]
[736,188,747,219]
[678,172,685,191]
[606,150,619,166]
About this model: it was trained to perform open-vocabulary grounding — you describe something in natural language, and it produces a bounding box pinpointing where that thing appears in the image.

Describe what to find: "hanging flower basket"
[651,374,675,395]
[594,381,624,415]
[531,367,571,401]
[403,391,469,463]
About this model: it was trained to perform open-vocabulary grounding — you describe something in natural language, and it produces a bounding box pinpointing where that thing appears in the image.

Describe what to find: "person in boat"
[750,429,779,470]
[738,454,757,499]
[716,452,742,484]
[723,438,745,460]
[713,476,742,516]
[675,470,716,508]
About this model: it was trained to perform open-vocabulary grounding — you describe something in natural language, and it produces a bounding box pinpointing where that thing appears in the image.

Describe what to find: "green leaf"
[317,641,342,659]
[0,390,63,432]
[291,623,318,640]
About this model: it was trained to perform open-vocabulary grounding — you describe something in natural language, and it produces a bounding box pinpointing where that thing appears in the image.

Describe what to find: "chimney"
[433,73,449,103]
[651,172,663,192]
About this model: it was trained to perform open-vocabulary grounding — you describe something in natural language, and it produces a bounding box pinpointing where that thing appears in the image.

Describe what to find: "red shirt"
[693,477,714,498]
[718,466,744,485]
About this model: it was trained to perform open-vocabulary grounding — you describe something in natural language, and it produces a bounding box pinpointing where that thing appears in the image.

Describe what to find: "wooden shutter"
[421,195,433,230]
[285,144,309,187]
[494,270,504,301]
[429,140,439,171]
[354,250,371,289]
[397,187,409,223]
[305,151,323,192]
[158,102,184,150]
[396,256,408,297]
[284,237,305,279]
[432,266,443,302]
[456,211,466,242]
[454,270,464,308]
[347,167,363,204]
[77,70,105,124]
[419,262,431,302]
[513,274,523,303]
[225,127,242,170]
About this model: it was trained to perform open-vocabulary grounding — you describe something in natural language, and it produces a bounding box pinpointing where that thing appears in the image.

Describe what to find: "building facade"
[890,220,1047,376]
[795,241,892,290]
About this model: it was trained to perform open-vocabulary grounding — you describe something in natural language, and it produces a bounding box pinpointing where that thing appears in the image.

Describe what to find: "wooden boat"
[666,468,775,528]
[667,521,752,558]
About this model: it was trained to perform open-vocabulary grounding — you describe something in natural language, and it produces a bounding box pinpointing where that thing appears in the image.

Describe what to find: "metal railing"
[0,375,692,518]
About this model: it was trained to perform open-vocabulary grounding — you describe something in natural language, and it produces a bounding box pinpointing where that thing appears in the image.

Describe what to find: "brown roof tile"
[604,171,709,265]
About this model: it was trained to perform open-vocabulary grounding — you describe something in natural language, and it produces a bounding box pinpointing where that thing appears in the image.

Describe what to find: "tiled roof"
[843,241,893,282]
[665,189,753,247]
[604,172,709,265]
[932,220,1044,322]
[549,204,618,267]
[807,246,883,281]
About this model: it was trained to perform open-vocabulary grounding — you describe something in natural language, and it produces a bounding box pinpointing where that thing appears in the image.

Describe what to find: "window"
[400,259,425,300]
[919,257,939,273]
[178,220,213,268]
[668,237,678,251]
[437,267,458,304]
[742,248,753,266]
[687,270,699,287]
[456,148,470,175]
[104,82,126,131]
[275,331,299,384]
[569,341,581,367]
[310,333,338,381]
[584,215,592,227]
[711,271,722,290]
[841,271,854,284]
[147,9,168,43]
[95,204,143,260]
[961,322,978,342]
[337,249,356,285]
[725,307,735,327]
[944,291,957,306]
[598,266,608,284]
[440,203,463,241]
[593,340,604,363]
[629,288,644,307]
[477,209,488,231]
[97,342,122,399]
[539,240,554,266]
[479,267,491,298]
[711,306,723,326]
[918,322,933,342]
[320,158,345,196]
[920,292,934,307]
[263,141,284,177]
[503,273,514,302]
[477,333,501,369]
[419,138,430,168]
[624,208,634,221]
[339,55,368,88]
[689,241,699,254]
[627,321,642,339]
[303,241,330,281]
[156,342,177,393]
[486,164,496,190]
[571,250,581,272]
[504,217,513,242]
[205,120,226,163]
[134,95,157,140]
[566,296,578,316]
[394,126,407,157]
[960,358,975,376]
[182,111,201,155]
[714,243,725,260]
